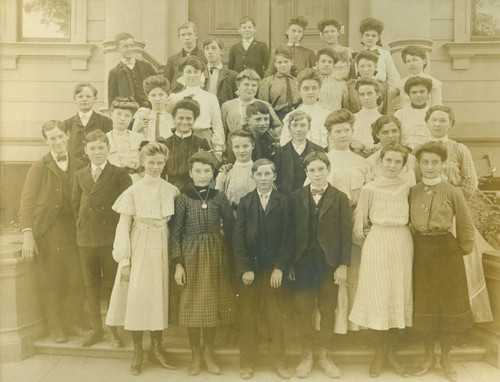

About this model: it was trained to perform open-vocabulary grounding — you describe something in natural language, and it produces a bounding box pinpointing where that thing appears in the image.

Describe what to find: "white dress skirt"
[348,176,414,330]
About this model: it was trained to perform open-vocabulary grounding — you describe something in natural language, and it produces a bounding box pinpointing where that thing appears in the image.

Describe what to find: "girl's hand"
[270,268,283,288]
[334,265,347,286]
[175,264,186,286]
[22,231,38,261]
[363,227,371,237]
[121,265,131,282]
[242,271,255,285]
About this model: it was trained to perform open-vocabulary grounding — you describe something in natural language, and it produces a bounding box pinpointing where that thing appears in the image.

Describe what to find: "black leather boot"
[149,331,178,370]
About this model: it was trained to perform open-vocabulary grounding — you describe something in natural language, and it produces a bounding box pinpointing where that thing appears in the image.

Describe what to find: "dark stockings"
[187,327,217,347]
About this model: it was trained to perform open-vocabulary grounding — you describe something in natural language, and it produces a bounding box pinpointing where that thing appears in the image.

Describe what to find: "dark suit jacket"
[108,60,156,107]
[19,153,85,238]
[64,111,112,162]
[291,184,352,270]
[233,189,293,275]
[164,47,207,92]
[204,66,238,106]
[273,140,324,196]
[228,40,269,79]
[72,162,132,247]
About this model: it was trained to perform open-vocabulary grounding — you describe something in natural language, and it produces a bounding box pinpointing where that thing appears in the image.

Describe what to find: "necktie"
[311,188,325,196]
[155,112,161,140]
[56,154,67,162]
[260,193,269,210]
[93,166,102,183]
[284,75,293,108]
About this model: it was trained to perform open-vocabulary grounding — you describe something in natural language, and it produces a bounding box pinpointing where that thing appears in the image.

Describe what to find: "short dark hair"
[41,120,68,139]
[316,48,339,64]
[297,68,322,88]
[425,105,455,127]
[178,55,206,73]
[143,75,170,96]
[404,76,432,95]
[84,130,109,146]
[380,143,410,166]
[111,97,139,114]
[246,101,270,118]
[115,32,134,45]
[288,16,308,29]
[359,18,384,35]
[324,109,355,132]
[371,115,402,144]
[414,141,448,162]
[318,19,341,33]
[304,150,330,169]
[203,36,224,50]
[274,47,293,61]
[229,129,256,145]
[172,97,201,120]
[355,77,381,93]
[252,158,276,174]
[177,22,198,35]
[239,16,256,27]
[401,45,427,68]
[188,151,218,171]
[74,82,97,98]
[355,50,379,65]
[289,110,312,125]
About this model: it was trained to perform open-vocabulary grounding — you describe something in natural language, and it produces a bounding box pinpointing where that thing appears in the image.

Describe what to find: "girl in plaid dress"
[171,151,235,376]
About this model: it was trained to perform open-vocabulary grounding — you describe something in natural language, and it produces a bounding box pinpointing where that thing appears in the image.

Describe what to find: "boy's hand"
[22,231,38,261]
[121,265,131,282]
[288,269,296,282]
[270,268,283,288]
[175,263,186,286]
[242,271,255,285]
[334,265,347,286]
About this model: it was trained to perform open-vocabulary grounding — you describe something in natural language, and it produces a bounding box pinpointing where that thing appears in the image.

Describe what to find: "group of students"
[18,12,493,382]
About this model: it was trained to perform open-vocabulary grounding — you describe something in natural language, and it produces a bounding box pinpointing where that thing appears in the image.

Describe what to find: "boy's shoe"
[69,325,91,338]
[318,348,341,378]
[240,366,254,379]
[296,348,313,378]
[80,329,104,347]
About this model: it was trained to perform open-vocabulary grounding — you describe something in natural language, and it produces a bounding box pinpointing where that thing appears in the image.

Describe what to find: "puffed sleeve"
[353,187,372,246]
[112,214,133,267]
[169,194,187,266]
[214,171,227,193]
[209,93,225,153]
[338,191,353,266]
[112,187,135,216]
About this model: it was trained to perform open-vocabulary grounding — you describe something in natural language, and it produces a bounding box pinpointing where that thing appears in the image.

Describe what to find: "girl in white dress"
[349,143,413,378]
[106,142,179,375]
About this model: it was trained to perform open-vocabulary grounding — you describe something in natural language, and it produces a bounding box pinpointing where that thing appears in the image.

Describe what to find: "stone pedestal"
[0,235,45,362]
[473,250,500,368]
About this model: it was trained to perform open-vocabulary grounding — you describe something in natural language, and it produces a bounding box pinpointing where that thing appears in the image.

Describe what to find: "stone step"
[34,330,488,365]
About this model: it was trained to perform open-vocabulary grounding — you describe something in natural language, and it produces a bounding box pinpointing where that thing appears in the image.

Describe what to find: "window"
[471,0,500,40]
[19,0,71,41]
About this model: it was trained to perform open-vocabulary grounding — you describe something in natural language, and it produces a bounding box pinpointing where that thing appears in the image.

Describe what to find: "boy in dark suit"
[233,159,293,380]
[228,16,269,79]
[289,151,351,379]
[19,121,87,343]
[72,130,132,347]
[64,83,112,162]
[164,22,207,92]
[108,32,156,108]
[273,110,323,196]
[202,37,238,107]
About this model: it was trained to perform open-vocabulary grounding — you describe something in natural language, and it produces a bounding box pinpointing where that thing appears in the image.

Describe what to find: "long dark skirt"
[413,232,474,332]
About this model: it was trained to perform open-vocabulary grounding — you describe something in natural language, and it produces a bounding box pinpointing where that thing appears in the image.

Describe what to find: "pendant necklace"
[194,187,210,210]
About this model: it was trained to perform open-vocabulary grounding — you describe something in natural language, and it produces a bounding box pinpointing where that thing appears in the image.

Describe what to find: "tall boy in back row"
[108,32,156,108]
[72,130,132,347]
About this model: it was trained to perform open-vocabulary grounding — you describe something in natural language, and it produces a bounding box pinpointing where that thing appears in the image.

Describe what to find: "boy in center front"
[289,151,351,379]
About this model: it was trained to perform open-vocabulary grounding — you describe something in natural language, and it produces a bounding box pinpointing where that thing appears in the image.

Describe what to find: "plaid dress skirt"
[413,232,474,332]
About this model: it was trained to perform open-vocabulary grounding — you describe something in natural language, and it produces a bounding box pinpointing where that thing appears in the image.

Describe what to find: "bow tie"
[365,48,380,56]
[56,154,68,162]
[311,188,325,196]
[209,66,221,74]
[276,72,291,79]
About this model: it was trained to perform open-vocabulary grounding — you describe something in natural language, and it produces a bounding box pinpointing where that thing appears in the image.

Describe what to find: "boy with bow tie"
[289,151,351,379]
[72,130,132,347]
[108,32,156,108]
[19,121,87,343]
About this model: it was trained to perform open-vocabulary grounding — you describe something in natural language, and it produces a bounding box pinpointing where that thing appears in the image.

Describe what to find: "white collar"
[361,107,379,113]
[91,161,107,172]
[121,57,136,66]
[175,130,192,139]
[234,160,253,167]
[423,176,442,186]
[209,63,223,71]
[242,38,254,44]
[292,141,307,150]
[79,110,93,119]
[430,136,449,143]
[410,71,425,77]
[258,189,272,198]
[287,42,300,47]
[50,151,68,161]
